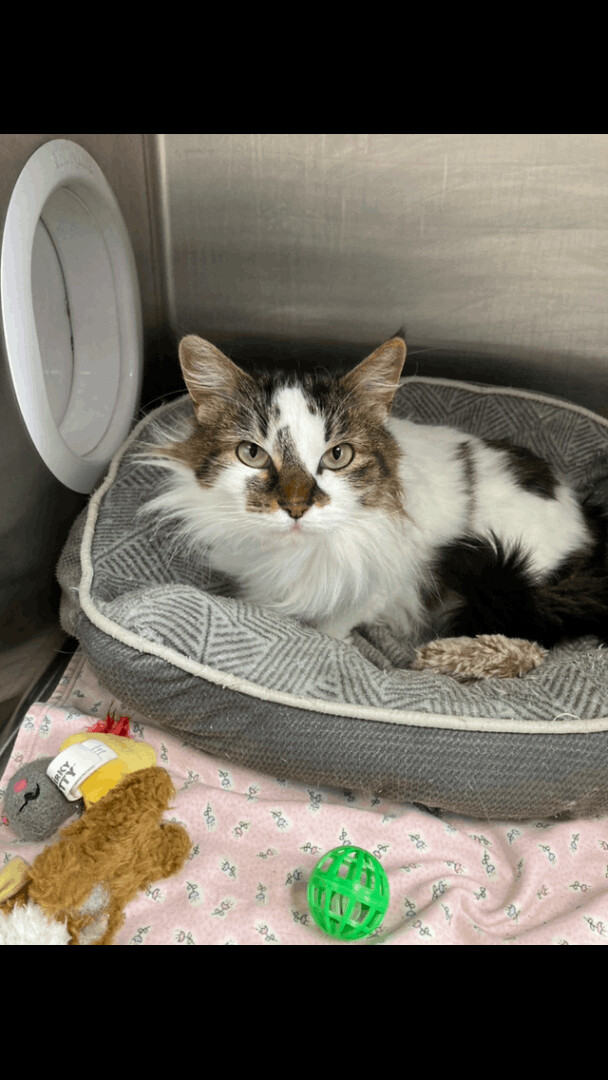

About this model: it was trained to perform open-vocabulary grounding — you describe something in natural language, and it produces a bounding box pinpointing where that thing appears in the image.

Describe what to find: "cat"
[141,333,608,679]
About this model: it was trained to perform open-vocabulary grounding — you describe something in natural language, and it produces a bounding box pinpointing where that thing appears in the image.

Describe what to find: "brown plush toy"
[1,766,191,945]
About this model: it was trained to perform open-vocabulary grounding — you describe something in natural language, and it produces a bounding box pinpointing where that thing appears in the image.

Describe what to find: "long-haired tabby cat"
[143,334,608,679]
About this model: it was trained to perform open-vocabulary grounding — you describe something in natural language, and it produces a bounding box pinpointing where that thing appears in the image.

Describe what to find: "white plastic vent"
[1,140,142,492]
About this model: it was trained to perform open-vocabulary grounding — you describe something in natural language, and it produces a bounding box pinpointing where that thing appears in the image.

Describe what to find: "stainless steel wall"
[151,133,608,411]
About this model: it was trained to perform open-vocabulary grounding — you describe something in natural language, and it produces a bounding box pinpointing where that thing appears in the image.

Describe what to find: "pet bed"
[2,652,608,945]
[58,377,608,820]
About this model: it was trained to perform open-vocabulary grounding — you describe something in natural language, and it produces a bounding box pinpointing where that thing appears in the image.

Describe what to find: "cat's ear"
[341,336,406,420]
[178,336,255,422]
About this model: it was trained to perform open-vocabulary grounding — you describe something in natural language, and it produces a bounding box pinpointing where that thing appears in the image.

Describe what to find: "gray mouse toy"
[3,759,84,841]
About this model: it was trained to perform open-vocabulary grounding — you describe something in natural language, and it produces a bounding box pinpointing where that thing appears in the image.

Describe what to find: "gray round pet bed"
[58,377,608,820]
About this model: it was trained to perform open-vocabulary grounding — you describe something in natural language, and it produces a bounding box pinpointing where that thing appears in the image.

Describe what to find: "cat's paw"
[411,633,547,681]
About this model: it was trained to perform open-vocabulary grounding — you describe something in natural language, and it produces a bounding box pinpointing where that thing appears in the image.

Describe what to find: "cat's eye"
[320,444,354,470]
[236,442,270,468]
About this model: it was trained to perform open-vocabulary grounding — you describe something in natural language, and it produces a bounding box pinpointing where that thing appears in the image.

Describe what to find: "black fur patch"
[485,439,557,500]
[194,459,226,483]
[433,522,608,647]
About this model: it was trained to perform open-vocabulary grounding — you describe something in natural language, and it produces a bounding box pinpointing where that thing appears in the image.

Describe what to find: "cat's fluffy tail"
[434,525,608,647]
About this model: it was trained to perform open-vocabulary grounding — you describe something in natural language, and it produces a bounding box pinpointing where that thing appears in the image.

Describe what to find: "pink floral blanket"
[1,651,607,944]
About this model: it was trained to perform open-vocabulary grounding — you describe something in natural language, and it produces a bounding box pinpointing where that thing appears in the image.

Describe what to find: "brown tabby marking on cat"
[246,427,330,518]
[314,337,407,516]
[162,336,270,486]
[336,338,407,515]
[454,440,476,529]
[166,335,408,519]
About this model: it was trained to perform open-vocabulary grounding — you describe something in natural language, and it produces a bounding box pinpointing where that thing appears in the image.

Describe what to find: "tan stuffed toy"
[0,766,191,945]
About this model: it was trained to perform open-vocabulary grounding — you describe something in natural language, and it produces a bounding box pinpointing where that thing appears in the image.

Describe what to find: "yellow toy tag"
[59,733,156,805]
[47,740,119,800]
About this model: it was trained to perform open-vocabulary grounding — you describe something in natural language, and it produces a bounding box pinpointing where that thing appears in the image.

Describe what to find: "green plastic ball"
[307,845,390,941]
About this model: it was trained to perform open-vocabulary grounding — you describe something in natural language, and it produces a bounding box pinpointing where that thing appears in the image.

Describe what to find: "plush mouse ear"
[340,336,406,421]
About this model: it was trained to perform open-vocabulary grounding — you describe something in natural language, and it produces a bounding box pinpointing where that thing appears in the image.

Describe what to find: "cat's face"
[166,335,406,537]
